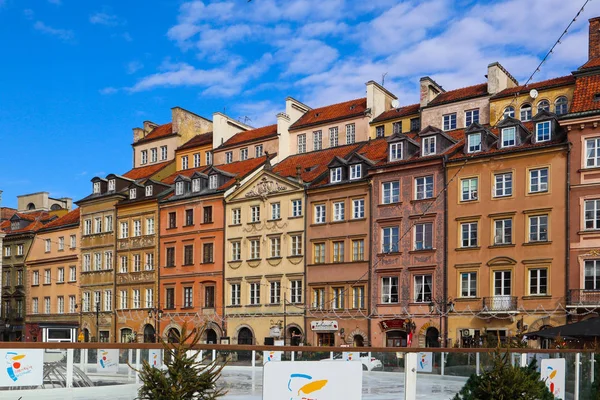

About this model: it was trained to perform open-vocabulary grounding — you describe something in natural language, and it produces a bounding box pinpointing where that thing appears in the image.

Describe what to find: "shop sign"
[310,321,338,331]
[379,319,408,331]
[0,349,44,387]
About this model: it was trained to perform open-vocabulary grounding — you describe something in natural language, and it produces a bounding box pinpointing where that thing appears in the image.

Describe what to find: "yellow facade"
[175,143,213,172]
[368,112,419,139]
[224,170,305,346]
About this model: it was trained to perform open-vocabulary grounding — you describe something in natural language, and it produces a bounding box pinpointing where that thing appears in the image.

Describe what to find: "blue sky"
[1,0,599,208]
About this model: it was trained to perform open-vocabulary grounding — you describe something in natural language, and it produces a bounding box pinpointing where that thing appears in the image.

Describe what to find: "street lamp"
[148,308,163,343]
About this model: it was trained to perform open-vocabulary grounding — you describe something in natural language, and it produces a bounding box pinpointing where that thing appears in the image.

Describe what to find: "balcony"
[567,289,600,307]
[482,296,518,313]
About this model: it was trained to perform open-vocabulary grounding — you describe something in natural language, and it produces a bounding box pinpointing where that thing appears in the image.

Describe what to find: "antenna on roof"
[381,72,388,86]
[241,116,252,124]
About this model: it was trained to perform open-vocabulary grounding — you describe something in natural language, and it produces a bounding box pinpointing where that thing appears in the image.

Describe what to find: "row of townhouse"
[3,16,600,348]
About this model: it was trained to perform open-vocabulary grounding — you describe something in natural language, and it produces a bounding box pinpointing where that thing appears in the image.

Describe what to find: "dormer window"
[350,164,362,180]
[175,181,184,196]
[467,133,481,153]
[130,188,137,199]
[501,127,516,148]
[422,136,436,156]
[389,142,402,161]
[93,182,101,194]
[330,167,342,183]
[536,121,551,142]
[192,178,200,192]
[108,179,116,191]
[145,186,153,197]
[209,175,218,190]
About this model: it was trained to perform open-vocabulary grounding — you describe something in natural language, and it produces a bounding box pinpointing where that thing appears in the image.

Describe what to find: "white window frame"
[349,164,362,180]
[494,172,513,197]
[145,185,153,197]
[529,215,549,242]
[520,104,532,121]
[291,235,302,256]
[298,134,306,153]
[226,152,233,163]
[586,138,600,168]
[240,148,248,161]
[313,130,322,150]
[151,148,157,163]
[230,283,241,305]
[251,205,260,222]
[141,150,148,165]
[209,175,218,189]
[346,123,355,144]
[494,218,513,245]
[255,145,263,158]
[352,199,365,219]
[529,268,548,295]
[536,121,551,142]
[382,226,399,253]
[271,202,281,220]
[415,175,434,200]
[465,109,479,127]
[249,282,260,305]
[314,204,326,224]
[330,167,342,183]
[193,152,200,168]
[382,276,399,303]
[529,168,548,193]
[501,127,516,148]
[443,113,457,131]
[333,202,345,221]
[461,177,478,201]
[422,136,436,156]
[389,142,402,161]
[382,181,400,204]
[461,222,478,248]
[160,145,167,160]
[329,127,338,147]
[413,274,433,303]
[460,272,477,298]
[467,133,481,153]
[292,199,302,217]
[231,241,241,261]
[585,199,600,230]
[414,223,433,250]
[232,208,241,225]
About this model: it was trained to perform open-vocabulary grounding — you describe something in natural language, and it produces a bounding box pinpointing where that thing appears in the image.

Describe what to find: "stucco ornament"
[245,177,287,200]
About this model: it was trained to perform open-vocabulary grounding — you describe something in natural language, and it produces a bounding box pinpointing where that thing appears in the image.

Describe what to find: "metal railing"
[482,296,518,311]
[568,289,600,306]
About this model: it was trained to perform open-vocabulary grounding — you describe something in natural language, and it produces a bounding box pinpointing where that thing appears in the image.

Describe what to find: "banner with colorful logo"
[416,352,433,372]
[541,358,565,399]
[263,350,282,364]
[0,349,44,387]
[263,360,362,400]
[97,349,119,373]
[342,352,360,362]
[148,349,162,368]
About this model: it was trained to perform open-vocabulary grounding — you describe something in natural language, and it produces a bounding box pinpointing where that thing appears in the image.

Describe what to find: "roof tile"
[41,208,80,230]
[123,160,173,180]
[372,103,420,124]
[177,132,213,151]
[135,123,174,144]
[570,75,600,113]
[290,98,367,130]
[491,75,575,100]
[219,125,278,149]
[427,83,488,107]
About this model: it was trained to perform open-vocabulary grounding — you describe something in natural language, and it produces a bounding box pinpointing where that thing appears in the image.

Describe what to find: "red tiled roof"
[570,75,600,114]
[427,83,488,107]
[273,144,361,182]
[177,132,213,151]
[491,75,575,99]
[41,208,80,230]
[579,58,600,70]
[0,211,54,234]
[123,160,173,180]
[290,98,367,130]
[219,125,278,149]
[0,207,17,221]
[372,103,420,124]
[357,138,389,163]
[135,123,175,144]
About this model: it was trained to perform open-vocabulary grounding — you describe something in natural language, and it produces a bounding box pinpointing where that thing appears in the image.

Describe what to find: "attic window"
[108,179,115,191]
[93,182,101,194]
[349,105,355,110]
[209,175,218,190]
[130,188,137,199]
[145,186,153,197]
[192,178,201,192]
[175,181,184,196]
[594,93,600,102]
[304,166,316,172]
[315,113,321,117]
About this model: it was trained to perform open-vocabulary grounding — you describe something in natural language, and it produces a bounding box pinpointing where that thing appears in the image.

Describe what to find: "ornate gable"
[227,170,302,202]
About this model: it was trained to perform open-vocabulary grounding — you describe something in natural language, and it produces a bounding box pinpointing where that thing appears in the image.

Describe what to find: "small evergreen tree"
[453,349,553,400]
[131,324,226,400]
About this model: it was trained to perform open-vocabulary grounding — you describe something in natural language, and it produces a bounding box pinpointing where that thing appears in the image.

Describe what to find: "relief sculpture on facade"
[244,177,287,200]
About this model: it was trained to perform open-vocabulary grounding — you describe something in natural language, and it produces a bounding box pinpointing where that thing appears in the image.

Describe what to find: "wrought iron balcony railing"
[567,289,600,306]
[482,296,518,312]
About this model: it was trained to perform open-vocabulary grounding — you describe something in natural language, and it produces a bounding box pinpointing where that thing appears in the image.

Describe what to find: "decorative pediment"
[245,176,288,200]
[531,109,557,122]
[327,156,349,168]
[228,170,302,202]
[486,256,517,267]
[418,125,444,137]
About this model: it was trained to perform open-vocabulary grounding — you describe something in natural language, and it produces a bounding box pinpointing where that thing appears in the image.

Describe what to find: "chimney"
[132,127,145,143]
[487,62,518,95]
[212,112,251,150]
[143,120,158,133]
[589,17,600,61]
[366,80,397,121]
[419,77,444,107]
[295,165,303,184]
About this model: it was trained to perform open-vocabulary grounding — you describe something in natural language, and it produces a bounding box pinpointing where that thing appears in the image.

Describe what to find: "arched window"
[27,203,36,210]
[120,328,133,343]
[555,96,568,115]
[503,106,515,119]
[537,100,550,113]
[520,103,532,121]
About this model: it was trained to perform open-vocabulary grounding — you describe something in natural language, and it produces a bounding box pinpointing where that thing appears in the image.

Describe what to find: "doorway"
[143,324,156,343]
[386,331,407,347]
[205,328,217,344]
[425,327,440,347]
[353,335,365,347]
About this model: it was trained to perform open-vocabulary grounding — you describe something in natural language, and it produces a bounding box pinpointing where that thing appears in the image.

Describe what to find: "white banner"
[97,349,119,373]
[149,349,162,368]
[263,350,282,364]
[541,358,565,399]
[417,352,433,373]
[0,349,44,387]
[263,360,362,400]
[342,352,360,361]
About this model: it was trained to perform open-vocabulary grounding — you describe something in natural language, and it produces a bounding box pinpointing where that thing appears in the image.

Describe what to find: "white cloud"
[48,0,61,5]
[99,87,118,95]
[90,12,123,26]
[275,38,339,76]
[126,61,144,74]
[33,21,74,42]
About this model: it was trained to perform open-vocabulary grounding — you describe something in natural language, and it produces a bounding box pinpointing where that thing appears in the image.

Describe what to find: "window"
[382,226,399,253]
[461,222,478,247]
[184,245,194,265]
[332,287,345,309]
[250,239,260,259]
[192,178,200,192]
[94,217,102,234]
[536,121,551,142]
[410,117,420,131]
[204,286,214,308]
[120,256,128,273]
[537,100,550,113]
[69,266,76,282]
[230,283,241,305]
[84,219,92,235]
[352,199,365,219]
[503,106,515,119]
[44,297,51,314]
[270,237,281,258]
[461,177,478,201]
[529,268,548,295]
[83,292,91,312]
[120,221,129,238]
[145,288,153,308]
[314,243,325,264]
[3,246,10,257]
[382,277,399,303]
[585,260,600,290]
[203,243,214,263]
[333,241,345,262]
[108,179,115,191]
[16,270,22,286]
[93,182,101,194]
[529,168,548,193]
[585,199,600,230]
[231,241,241,261]
[465,109,479,126]
[494,270,512,297]
[166,247,175,267]
[133,220,141,237]
[414,274,432,303]
[145,185,153,197]
[352,286,364,308]
[346,123,355,144]
[181,156,189,170]
[183,287,193,308]
[292,200,302,217]
[291,235,302,256]
[494,172,513,197]
[184,209,194,226]
[415,176,434,199]
[315,204,326,223]
[3,270,11,286]
[94,253,101,271]
[251,205,260,222]
[329,127,338,147]
[422,136,436,156]
[298,134,306,153]
[352,239,364,261]
[270,281,280,304]
[271,202,280,220]
[130,188,139,199]
[69,296,76,313]
[58,267,65,283]
[106,251,114,270]
[414,223,433,250]
[130,289,140,309]
[290,280,302,303]
[105,215,113,232]
[520,104,532,121]
[145,217,155,235]
[232,208,241,225]
[83,254,91,272]
[467,133,481,153]
[376,125,385,138]
[313,288,325,309]
[586,138,600,167]
[58,237,64,251]
[226,152,233,164]
[145,253,154,270]
[393,121,402,134]
[443,113,457,130]
[240,148,248,161]
[168,212,176,228]
[255,145,263,158]
[311,130,323,151]
[389,142,402,161]
[175,181,184,196]
[333,202,345,221]
[165,288,175,309]
[141,150,148,164]
[70,234,76,248]
[529,215,549,242]
[494,219,512,245]
[501,127,516,147]
[160,145,167,160]
[249,282,260,305]
[350,164,362,180]
[330,167,342,183]
[193,153,201,168]
[133,254,141,272]
[460,272,477,298]
[382,181,400,204]
[45,239,51,252]
[555,96,568,115]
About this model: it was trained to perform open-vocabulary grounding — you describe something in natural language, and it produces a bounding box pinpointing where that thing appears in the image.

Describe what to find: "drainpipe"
[442,155,449,347]
[302,185,308,344]
[156,203,161,340]
[222,196,227,339]
[566,142,571,323]
[367,179,373,346]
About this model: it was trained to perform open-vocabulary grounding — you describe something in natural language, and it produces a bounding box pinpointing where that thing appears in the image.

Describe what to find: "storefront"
[310,320,338,346]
